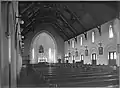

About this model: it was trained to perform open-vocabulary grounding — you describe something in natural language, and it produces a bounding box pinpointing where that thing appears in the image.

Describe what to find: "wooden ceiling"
[19,1,119,41]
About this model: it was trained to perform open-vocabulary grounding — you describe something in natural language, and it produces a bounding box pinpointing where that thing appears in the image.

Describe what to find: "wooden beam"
[58,11,77,36]
[21,3,34,15]
[54,23,69,39]
[51,23,67,40]
[64,5,87,30]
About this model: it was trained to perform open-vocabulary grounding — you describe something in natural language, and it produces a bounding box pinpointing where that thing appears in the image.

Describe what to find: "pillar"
[0,1,19,88]
[117,13,120,66]
[0,2,10,88]
[9,2,17,87]
[113,15,120,66]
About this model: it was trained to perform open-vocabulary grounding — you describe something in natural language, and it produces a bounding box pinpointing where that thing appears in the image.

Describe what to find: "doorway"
[92,53,97,65]
[108,51,117,65]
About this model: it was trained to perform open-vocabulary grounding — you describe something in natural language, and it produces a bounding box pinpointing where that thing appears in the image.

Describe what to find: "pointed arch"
[30,30,58,63]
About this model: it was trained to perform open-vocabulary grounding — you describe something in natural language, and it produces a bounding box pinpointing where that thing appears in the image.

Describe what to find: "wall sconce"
[21,42,24,45]
[19,19,24,24]
[16,15,24,24]
[21,36,24,39]
[21,46,24,49]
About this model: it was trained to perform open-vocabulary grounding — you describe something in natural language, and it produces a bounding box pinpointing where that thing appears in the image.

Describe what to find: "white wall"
[65,18,120,66]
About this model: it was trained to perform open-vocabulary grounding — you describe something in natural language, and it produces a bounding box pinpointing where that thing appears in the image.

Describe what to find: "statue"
[39,45,44,53]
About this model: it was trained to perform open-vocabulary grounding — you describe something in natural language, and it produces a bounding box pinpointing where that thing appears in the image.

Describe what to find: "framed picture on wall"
[99,46,103,55]
[85,49,88,56]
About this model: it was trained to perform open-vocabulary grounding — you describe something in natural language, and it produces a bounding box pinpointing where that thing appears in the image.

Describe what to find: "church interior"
[0,1,120,88]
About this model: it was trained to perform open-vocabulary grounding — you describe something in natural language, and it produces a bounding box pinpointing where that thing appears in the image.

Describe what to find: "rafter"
[51,23,67,40]
[21,3,35,15]
[23,21,68,40]
[64,5,86,30]
[54,23,69,39]
[56,10,77,36]
[22,4,78,40]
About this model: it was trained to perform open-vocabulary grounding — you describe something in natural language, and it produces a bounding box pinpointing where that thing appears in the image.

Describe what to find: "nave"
[17,63,119,87]
[0,1,120,88]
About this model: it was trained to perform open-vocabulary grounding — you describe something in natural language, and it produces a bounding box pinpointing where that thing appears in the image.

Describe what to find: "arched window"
[109,25,114,38]
[92,31,95,43]
[72,39,75,48]
[80,36,83,46]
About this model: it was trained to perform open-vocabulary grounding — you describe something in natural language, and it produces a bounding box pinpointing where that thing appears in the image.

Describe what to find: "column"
[114,16,120,66]
[117,15,120,66]
[0,2,10,88]
[9,2,17,87]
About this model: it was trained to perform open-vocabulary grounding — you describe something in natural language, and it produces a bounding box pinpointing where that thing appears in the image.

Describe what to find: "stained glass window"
[80,36,83,46]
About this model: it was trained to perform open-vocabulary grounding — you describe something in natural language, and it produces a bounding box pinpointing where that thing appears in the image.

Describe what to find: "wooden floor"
[17,63,119,87]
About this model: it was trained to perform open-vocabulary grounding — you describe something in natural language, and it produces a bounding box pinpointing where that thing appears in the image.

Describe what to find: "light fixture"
[20,28,24,32]
[22,42,24,45]
[21,36,24,39]
[18,19,24,24]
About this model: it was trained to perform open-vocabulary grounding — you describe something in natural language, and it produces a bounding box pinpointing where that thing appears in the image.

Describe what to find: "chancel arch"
[30,30,58,64]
